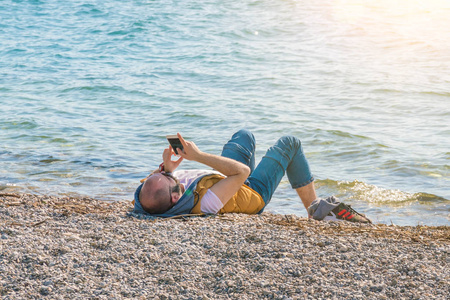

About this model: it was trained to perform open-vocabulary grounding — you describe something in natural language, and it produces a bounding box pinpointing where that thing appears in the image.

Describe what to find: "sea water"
[1,0,449,226]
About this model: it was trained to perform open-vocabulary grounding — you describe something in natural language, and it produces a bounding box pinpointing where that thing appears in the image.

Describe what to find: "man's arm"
[176,133,250,205]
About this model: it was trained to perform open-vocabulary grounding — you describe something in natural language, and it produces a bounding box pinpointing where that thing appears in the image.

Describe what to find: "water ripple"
[0,0,449,225]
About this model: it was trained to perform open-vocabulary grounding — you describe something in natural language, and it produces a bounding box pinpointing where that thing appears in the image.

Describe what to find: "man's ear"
[170,192,181,204]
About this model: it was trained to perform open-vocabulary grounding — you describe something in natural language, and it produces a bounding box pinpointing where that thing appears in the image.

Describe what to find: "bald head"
[139,173,183,214]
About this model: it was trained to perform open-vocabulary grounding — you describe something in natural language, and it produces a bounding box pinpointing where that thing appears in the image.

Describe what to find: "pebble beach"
[1,193,449,299]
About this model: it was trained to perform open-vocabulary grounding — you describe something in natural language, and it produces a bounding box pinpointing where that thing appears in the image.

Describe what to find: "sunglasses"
[161,172,181,210]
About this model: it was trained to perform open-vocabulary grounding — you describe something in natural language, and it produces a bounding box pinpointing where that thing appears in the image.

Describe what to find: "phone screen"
[166,135,183,155]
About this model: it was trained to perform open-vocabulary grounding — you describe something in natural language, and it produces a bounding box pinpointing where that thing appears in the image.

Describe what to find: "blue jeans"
[221,129,314,212]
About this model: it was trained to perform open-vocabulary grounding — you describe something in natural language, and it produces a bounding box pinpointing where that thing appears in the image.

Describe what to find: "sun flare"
[329,0,450,52]
[331,0,450,23]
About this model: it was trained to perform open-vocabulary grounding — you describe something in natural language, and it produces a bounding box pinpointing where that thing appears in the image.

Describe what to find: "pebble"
[43,280,53,286]
[338,244,349,252]
[0,193,448,299]
[40,286,52,296]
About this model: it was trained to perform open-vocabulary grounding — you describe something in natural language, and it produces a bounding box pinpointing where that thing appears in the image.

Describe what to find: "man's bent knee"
[278,135,302,152]
[234,129,254,139]
[232,129,256,145]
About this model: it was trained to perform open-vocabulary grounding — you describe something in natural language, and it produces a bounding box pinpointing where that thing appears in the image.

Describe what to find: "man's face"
[140,173,184,212]
[160,172,183,199]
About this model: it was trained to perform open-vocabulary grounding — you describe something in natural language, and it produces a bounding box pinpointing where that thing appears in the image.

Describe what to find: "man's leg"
[220,129,256,172]
[295,182,317,212]
[247,135,316,213]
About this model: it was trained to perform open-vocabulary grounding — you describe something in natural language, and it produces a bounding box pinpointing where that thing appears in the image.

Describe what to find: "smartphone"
[166,135,184,155]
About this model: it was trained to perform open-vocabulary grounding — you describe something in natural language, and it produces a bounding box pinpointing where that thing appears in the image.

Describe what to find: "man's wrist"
[160,162,176,173]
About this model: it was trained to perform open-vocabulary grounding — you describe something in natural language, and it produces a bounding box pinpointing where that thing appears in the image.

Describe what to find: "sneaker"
[323,202,372,224]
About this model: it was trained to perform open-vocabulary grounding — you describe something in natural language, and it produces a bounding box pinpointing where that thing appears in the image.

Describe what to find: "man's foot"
[323,202,372,224]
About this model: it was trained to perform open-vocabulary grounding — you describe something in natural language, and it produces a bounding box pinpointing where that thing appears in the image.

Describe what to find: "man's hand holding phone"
[175,133,204,162]
[163,136,185,173]
[164,133,206,169]
[164,132,202,172]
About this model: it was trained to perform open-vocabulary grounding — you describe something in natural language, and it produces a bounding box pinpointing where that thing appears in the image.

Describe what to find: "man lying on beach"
[133,129,371,223]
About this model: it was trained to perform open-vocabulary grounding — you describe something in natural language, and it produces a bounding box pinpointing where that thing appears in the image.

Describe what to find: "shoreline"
[1,193,449,299]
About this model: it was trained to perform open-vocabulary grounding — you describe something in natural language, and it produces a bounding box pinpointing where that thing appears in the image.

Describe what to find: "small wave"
[372,88,403,94]
[418,91,450,97]
[60,85,128,93]
[0,120,39,130]
[316,179,448,205]
[74,4,104,16]
[372,88,450,98]
[5,48,27,55]
[107,30,130,36]
[168,111,203,119]
[311,128,371,141]
[38,155,64,164]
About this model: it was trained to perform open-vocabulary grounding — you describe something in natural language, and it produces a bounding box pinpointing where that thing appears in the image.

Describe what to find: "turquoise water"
[1,0,449,225]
